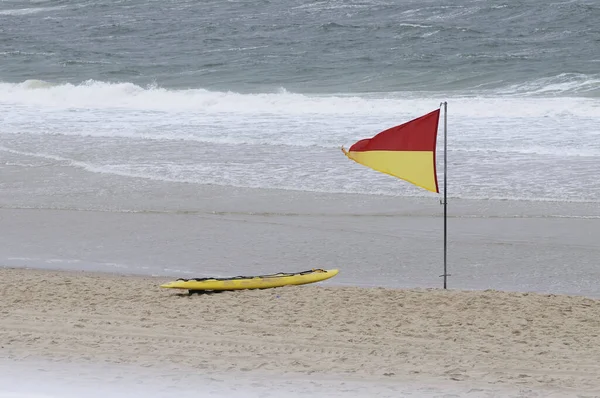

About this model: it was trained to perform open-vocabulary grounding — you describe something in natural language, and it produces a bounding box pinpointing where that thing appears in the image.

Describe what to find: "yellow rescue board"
[160,268,339,291]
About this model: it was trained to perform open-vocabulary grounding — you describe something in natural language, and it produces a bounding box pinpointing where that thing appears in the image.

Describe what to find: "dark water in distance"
[1,0,599,95]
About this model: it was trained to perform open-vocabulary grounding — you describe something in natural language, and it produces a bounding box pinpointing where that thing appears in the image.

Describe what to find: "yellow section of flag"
[342,149,438,193]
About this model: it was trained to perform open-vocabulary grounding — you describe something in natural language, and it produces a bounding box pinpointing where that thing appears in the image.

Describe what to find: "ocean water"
[1,0,600,297]
[1,0,599,203]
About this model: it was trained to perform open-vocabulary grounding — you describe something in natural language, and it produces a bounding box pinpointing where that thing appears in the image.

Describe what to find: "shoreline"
[4,264,600,300]
[2,199,599,298]
[3,267,600,396]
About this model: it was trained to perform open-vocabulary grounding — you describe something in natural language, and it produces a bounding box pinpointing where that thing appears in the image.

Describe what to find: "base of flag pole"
[439,274,451,290]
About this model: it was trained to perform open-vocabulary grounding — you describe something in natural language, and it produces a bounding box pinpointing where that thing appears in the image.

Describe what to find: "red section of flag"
[348,109,440,152]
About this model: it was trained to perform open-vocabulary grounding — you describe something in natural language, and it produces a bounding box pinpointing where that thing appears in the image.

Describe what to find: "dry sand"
[2,267,600,396]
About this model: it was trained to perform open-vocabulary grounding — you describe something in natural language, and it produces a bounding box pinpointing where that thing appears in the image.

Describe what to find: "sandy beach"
[2,267,600,397]
[1,166,599,397]
[2,1,600,396]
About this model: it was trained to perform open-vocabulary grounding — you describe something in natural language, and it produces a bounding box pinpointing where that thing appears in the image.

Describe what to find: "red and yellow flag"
[342,109,441,193]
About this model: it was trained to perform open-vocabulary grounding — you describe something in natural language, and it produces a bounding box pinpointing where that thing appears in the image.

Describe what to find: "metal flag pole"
[441,101,448,289]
